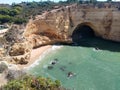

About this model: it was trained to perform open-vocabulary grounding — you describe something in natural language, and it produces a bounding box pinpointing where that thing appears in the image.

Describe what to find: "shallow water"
[28,37,120,90]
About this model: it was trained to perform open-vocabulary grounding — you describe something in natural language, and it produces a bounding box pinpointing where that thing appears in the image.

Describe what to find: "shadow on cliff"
[71,37,120,52]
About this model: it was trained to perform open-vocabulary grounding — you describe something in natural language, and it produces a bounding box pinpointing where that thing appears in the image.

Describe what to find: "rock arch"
[24,4,120,47]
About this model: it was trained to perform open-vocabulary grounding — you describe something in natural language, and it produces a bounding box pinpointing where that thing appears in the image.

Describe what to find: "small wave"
[52,45,63,50]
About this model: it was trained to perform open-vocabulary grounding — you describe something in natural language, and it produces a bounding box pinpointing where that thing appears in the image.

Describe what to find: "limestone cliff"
[24,3,120,47]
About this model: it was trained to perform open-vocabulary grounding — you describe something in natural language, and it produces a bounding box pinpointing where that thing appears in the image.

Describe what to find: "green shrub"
[3,80,24,90]
[0,8,9,15]
[13,18,27,24]
[0,15,13,24]
[2,75,65,90]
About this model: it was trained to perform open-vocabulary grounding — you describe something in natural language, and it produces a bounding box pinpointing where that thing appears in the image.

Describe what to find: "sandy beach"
[18,45,52,69]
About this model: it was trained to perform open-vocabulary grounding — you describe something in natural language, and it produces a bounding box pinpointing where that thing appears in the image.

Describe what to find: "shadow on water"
[71,25,120,52]
[74,37,120,52]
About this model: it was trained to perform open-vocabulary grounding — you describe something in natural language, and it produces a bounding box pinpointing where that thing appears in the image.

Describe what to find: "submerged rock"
[47,66,53,70]
[54,58,58,61]
[50,58,58,65]
[60,66,66,71]
[68,62,72,64]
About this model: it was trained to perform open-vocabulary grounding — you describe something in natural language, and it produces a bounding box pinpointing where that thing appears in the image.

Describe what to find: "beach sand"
[18,45,52,69]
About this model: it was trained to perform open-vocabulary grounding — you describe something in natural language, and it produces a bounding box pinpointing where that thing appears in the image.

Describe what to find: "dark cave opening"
[72,25,95,43]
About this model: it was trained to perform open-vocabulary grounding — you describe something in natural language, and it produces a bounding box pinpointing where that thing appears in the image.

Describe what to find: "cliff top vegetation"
[0,0,120,24]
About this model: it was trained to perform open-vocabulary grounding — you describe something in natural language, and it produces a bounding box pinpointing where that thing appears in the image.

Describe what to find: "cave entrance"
[72,24,95,43]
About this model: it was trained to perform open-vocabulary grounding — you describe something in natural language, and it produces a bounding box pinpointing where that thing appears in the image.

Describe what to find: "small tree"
[2,75,66,90]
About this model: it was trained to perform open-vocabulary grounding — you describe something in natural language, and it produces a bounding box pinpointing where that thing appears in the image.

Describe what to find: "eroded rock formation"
[24,3,120,47]
[8,42,31,64]
[0,25,32,65]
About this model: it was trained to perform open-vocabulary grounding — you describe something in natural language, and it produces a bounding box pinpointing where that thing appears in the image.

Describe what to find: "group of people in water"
[47,58,75,78]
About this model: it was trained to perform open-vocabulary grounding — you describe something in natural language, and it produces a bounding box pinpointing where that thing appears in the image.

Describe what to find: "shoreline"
[0,45,52,87]
[18,45,52,69]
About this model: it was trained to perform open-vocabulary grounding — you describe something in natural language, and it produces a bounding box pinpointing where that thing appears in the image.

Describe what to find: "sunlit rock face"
[24,3,120,47]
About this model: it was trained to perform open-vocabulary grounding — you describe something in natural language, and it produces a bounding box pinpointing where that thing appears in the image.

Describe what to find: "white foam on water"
[24,45,63,70]
[51,45,63,50]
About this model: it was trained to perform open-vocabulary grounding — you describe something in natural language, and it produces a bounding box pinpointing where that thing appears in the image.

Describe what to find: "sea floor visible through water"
[28,37,120,90]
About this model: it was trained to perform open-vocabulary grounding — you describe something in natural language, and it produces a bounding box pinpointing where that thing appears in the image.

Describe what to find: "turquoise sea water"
[28,37,120,90]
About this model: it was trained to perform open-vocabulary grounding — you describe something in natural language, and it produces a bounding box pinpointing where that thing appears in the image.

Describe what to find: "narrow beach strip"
[18,45,52,69]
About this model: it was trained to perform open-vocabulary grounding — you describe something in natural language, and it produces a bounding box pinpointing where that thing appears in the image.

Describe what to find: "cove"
[28,36,120,90]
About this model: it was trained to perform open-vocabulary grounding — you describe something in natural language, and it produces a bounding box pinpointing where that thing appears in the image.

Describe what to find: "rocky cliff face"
[0,25,32,65]
[24,17,70,48]
[24,3,120,47]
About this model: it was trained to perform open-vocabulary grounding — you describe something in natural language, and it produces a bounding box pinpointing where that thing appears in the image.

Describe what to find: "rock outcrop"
[0,25,32,65]
[0,42,31,65]
[4,25,25,43]
[9,43,29,56]
[24,3,120,47]
[8,42,31,64]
